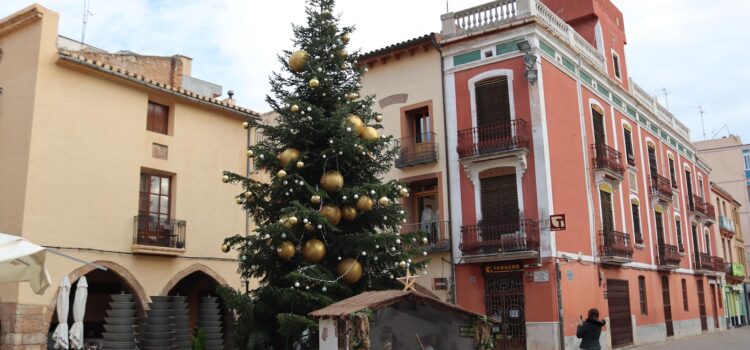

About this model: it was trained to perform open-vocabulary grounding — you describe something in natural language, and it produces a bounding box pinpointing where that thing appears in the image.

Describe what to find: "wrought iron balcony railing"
[460,219,539,255]
[719,216,736,235]
[656,243,681,267]
[400,221,451,252]
[689,194,707,216]
[394,133,439,168]
[650,174,673,200]
[133,215,186,249]
[591,144,625,177]
[457,120,529,158]
[599,230,634,261]
[693,253,713,272]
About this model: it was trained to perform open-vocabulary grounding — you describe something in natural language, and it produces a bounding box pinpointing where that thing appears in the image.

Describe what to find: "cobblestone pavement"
[628,327,750,349]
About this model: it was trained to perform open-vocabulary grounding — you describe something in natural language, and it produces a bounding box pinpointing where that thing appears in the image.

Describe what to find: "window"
[676,219,683,252]
[744,152,750,170]
[253,129,266,172]
[408,107,432,143]
[147,101,169,134]
[632,202,643,244]
[475,76,511,127]
[705,232,711,256]
[638,276,648,315]
[647,144,658,176]
[681,279,689,311]
[139,173,171,220]
[698,178,704,198]
[600,190,614,233]
[623,128,635,165]
[612,52,622,79]
[669,158,677,188]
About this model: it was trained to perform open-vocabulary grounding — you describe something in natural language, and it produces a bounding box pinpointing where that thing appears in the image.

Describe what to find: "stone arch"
[160,263,229,296]
[45,260,149,326]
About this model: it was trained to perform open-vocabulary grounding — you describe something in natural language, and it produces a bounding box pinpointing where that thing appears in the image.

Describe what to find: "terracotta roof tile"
[57,50,259,118]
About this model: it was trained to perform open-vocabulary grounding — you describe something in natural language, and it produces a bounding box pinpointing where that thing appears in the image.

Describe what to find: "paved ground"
[629,327,750,349]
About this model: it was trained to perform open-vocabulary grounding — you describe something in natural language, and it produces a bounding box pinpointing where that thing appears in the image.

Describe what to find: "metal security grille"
[485,272,526,350]
[606,279,634,347]
[475,76,511,127]
[661,276,674,337]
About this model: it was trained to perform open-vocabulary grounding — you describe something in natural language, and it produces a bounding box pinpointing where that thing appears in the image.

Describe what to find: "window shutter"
[648,146,658,176]
[600,190,614,233]
[475,77,510,127]
[655,212,665,244]
[480,174,519,230]
[147,101,169,134]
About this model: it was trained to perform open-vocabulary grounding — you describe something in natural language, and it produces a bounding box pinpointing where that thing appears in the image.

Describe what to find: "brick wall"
[0,303,51,350]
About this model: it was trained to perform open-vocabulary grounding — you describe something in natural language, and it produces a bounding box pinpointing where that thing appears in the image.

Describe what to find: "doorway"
[485,271,526,350]
[661,276,674,337]
[697,280,708,331]
[606,279,634,347]
[709,284,719,330]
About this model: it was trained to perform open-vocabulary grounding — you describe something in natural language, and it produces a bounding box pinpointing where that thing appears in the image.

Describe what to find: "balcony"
[649,174,673,204]
[599,230,634,265]
[394,133,439,168]
[711,256,724,272]
[457,120,529,160]
[132,215,186,256]
[705,203,716,225]
[689,195,711,222]
[693,253,714,275]
[725,262,746,284]
[401,221,451,252]
[655,244,681,270]
[719,216,736,238]
[460,219,539,262]
[591,144,625,183]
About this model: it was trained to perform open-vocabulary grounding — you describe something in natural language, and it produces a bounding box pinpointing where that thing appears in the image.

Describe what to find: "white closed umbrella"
[52,276,71,349]
[0,232,51,294]
[69,276,88,349]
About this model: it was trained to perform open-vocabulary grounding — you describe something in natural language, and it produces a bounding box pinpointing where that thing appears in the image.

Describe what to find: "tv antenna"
[655,88,669,109]
[710,124,731,139]
[695,105,706,140]
[80,0,94,50]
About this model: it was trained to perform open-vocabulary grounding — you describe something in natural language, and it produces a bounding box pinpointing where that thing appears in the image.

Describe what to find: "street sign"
[550,214,567,231]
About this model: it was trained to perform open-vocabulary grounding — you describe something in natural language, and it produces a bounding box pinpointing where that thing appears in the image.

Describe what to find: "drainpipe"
[431,33,457,304]
[556,261,565,350]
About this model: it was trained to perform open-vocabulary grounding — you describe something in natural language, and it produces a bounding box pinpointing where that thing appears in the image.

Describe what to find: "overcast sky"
[3,0,748,142]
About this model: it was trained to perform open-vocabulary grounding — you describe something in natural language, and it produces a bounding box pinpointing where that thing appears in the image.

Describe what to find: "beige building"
[710,183,748,326]
[0,4,257,349]
[358,34,454,302]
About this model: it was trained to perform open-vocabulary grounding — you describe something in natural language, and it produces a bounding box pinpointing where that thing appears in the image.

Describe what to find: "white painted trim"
[576,80,598,258]
[467,69,516,129]
[444,72,463,266]
[636,126,655,264]
[611,105,627,233]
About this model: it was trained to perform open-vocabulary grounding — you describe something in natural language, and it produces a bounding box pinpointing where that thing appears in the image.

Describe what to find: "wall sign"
[484,263,523,274]
[533,270,550,283]
[550,214,567,231]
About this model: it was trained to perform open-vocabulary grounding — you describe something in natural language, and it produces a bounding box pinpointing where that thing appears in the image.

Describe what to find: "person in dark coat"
[576,308,606,350]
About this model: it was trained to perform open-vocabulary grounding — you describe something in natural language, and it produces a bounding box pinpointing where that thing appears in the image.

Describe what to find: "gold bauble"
[309,78,320,88]
[378,196,390,206]
[236,198,244,204]
[244,191,252,198]
[277,170,287,177]
[311,195,322,205]
[296,161,305,168]
[242,121,249,129]
[302,239,326,263]
[305,222,314,231]
[342,33,351,44]
[338,49,348,58]
[361,126,379,141]
[356,195,374,211]
[276,241,296,260]
[320,204,342,225]
[348,114,364,135]
[287,216,299,227]
[277,148,301,167]
[347,92,359,101]
[375,114,383,122]
[222,175,230,183]
[246,149,254,157]
[221,244,230,253]
[399,261,407,269]
[291,104,300,113]
[341,206,357,221]
[289,50,308,72]
[399,188,409,197]
[322,9,331,16]
[320,170,344,193]
[421,237,429,245]
[337,258,363,284]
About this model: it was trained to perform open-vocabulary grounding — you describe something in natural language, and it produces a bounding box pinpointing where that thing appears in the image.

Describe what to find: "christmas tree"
[220,0,427,348]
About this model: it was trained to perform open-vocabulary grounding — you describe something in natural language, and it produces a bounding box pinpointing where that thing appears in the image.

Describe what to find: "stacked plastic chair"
[170,295,192,350]
[198,295,224,350]
[101,293,137,350]
[140,295,171,349]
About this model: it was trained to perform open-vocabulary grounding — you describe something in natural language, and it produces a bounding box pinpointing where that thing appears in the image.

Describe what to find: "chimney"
[170,55,193,88]
[223,90,236,106]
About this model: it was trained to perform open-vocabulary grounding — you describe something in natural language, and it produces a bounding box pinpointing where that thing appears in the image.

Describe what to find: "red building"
[440,0,724,348]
